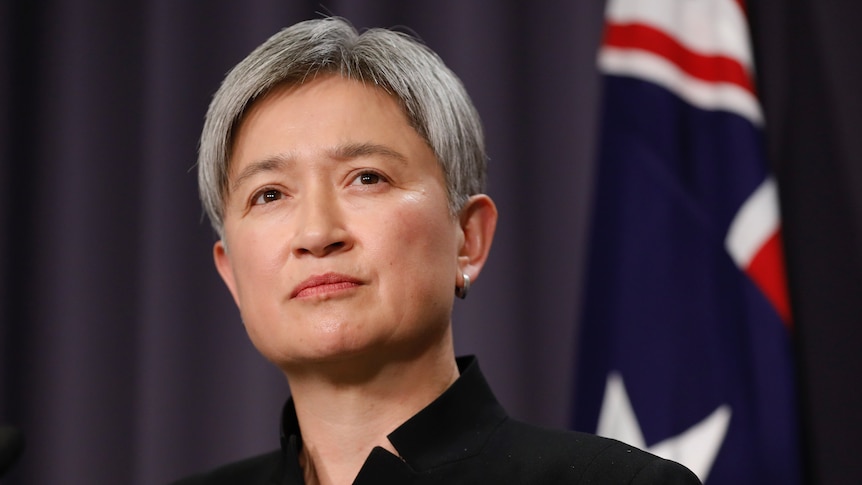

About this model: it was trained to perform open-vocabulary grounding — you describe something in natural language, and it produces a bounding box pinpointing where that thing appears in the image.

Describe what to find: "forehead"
[225,75,441,190]
[232,77,412,156]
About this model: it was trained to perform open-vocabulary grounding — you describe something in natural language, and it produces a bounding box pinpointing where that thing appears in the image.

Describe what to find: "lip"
[290,272,363,299]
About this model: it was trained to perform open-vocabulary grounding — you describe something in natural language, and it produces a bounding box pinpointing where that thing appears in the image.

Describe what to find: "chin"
[256,330,375,369]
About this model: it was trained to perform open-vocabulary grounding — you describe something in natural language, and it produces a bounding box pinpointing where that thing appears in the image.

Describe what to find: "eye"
[360,173,380,184]
[252,189,283,205]
[351,171,386,186]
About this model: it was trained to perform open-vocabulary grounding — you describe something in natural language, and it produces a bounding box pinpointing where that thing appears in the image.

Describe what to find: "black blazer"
[171,357,700,484]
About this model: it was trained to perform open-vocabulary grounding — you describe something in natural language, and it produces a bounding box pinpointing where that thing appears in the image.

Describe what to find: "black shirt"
[172,356,701,484]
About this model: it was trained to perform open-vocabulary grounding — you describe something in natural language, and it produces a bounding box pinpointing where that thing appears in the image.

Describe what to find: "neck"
[284,334,459,485]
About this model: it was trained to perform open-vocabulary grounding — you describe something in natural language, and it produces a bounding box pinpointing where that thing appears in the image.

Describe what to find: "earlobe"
[213,240,241,307]
[457,194,498,284]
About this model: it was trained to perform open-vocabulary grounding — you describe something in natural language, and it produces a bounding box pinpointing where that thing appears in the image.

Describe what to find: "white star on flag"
[596,372,732,482]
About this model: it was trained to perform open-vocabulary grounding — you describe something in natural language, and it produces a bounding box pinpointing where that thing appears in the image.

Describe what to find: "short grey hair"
[198,17,487,238]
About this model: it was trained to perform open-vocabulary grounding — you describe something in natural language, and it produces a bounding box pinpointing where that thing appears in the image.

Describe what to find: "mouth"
[291,272,363,299]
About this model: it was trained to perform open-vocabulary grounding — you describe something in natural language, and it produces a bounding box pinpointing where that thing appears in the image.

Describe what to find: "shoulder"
[168,450,281,485]
[478,418,701,484]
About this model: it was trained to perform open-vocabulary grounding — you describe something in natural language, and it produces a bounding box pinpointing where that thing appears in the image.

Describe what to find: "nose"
[290,186,351,258]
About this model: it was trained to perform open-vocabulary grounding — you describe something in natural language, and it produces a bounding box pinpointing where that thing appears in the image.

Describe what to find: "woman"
[174,17,699,485]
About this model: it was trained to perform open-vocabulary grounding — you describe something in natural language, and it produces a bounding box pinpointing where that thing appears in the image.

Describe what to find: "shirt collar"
[384,355,507,470]
[274,356,507,483]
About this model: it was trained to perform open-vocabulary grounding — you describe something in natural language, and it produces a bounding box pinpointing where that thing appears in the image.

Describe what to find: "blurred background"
[1,1,859,484]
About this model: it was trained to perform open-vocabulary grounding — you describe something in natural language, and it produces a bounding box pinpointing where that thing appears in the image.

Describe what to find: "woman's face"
[215,76,463,370]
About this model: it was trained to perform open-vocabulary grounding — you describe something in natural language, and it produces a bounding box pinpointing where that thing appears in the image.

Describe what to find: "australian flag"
[572,0,802,483]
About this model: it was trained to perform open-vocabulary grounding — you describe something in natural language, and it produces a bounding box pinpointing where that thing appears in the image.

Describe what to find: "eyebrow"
[328,142,408,165]
[229,143,408,192]
[231,155,291,193]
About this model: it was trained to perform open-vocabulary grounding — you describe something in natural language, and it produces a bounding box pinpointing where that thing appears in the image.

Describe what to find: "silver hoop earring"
[455,273,470,299]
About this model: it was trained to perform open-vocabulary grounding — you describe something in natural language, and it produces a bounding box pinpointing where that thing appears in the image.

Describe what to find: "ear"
[456,194,498,284]
[213,240,242,308]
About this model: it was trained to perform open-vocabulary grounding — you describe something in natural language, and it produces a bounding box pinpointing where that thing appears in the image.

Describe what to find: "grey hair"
[198,17,487,238]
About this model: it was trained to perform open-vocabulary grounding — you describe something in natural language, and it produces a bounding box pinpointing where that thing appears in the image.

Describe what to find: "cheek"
[226,228,293,360]
[381,202,458,283]
[227,224,289,295]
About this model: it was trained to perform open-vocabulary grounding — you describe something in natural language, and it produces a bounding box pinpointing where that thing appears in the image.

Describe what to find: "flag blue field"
[573,1,801,482]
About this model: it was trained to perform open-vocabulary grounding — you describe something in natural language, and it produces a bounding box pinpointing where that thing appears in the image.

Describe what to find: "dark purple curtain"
[749,1,862,483]
[1,1,859,484]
